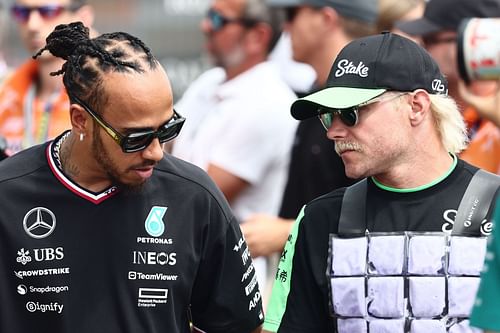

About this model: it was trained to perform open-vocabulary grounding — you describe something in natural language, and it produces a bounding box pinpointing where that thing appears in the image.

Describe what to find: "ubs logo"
[23,207,56,239]
[16,247,64,265]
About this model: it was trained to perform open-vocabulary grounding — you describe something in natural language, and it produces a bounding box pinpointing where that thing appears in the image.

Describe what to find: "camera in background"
[458,18,500,83]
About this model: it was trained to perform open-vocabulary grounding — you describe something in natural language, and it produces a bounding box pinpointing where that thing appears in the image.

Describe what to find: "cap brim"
[395,17,443,36]
[266,0,304,6]
[291,87,386,120]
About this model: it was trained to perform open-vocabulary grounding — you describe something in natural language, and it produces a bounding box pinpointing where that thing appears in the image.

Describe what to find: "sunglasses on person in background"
[206,8,257,32]
[318,93,409,130]
[284,7,299,22]
[70,95,185,153]
[10,4,79,23]
[422,35,457,47]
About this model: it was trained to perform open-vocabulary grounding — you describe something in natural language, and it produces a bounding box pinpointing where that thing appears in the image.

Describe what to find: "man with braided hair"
[0,22,264,333]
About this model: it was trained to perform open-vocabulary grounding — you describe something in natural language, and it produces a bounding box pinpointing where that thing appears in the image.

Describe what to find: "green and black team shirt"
[264,157,494,332]
[0,132,263,333]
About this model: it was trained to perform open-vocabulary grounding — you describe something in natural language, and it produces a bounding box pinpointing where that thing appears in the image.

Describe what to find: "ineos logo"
[23,207,56,239]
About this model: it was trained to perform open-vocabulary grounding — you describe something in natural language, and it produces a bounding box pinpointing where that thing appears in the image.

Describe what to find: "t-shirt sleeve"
[470,198,500,331]
[264,206,333,332]
[210,105,292,184]
[190,208,264,333]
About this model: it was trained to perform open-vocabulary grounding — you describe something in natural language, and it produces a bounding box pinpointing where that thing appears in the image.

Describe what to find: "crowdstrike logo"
[23,207,56,239]
[144,206,167,237]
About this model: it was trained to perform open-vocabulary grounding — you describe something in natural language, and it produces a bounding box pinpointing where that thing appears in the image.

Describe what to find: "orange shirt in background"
[460,106,500,174]
[0,60,70,155]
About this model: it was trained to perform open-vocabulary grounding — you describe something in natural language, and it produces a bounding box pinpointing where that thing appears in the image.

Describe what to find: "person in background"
[462,77,500,333]
[397,0,500,174]
[268,31,316,96]
[470,194,500,333]
[0,0,11,83]
[0,0,94,155]
[459,81,500,129]
[263,32,500,332]
[242,0,377,261]
[171,0,297,301]
[0,21,263,333]
[376,0,425,44]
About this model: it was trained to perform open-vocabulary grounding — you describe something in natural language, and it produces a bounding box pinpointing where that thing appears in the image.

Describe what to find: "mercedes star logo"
[23,207,56,239]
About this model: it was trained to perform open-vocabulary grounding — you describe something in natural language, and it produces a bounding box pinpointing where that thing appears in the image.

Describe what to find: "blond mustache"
[335,141,362,155]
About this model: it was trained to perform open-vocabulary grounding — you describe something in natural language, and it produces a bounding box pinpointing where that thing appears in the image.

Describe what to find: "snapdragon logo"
[17,284,69,295]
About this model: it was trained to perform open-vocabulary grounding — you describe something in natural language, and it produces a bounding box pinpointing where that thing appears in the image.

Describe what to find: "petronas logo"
[145,206,167,237]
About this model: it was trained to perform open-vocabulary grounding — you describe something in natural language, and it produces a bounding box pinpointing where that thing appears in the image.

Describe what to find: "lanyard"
[22,84,60,148]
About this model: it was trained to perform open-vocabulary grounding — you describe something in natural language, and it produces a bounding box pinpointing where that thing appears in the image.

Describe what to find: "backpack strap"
[338,179,367,236]
[338,170,500,237]
[452,169,500,236]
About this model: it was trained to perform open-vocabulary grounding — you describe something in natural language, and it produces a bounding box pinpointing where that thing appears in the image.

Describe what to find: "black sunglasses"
[285,7,299,22]
[422,34,457,47]
[206,8,257,31]
[11,4,78,23]
[70,95,185,153]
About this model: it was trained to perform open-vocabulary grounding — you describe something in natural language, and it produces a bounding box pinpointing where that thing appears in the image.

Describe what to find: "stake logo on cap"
[334,60,369,78]
[291,32,448,120]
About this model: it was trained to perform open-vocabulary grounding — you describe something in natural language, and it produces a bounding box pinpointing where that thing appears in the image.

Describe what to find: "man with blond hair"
[264,32,500,333]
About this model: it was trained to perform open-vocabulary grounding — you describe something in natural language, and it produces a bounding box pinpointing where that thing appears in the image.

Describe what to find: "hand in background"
[241,214,293,258]
[459,80,500,128]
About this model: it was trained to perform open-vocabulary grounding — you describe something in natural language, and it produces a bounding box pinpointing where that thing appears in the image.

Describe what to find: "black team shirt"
[0,132,263,333]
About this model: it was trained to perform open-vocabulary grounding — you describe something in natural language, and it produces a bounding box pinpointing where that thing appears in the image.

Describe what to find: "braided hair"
[33,21,159,113]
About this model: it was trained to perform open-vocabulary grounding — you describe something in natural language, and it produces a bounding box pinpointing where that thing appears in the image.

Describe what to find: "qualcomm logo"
[23,207,56,239]
[145,206,167,237]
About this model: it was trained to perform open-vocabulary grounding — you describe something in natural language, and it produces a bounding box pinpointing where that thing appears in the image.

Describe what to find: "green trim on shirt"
[263,206,305,332]
[372,154,457,193]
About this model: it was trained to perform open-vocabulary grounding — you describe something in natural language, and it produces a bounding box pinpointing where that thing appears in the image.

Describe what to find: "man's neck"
[59,132,114,192]
[312,34,350,87]
[224,55,265,81]
[374,147,454,190]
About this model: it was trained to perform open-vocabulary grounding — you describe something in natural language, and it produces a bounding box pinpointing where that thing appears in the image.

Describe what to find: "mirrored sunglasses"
[206,8,257,31]
[318,107,359,130]
[11,4,76,23]
[317,92,409,130]
[119,113,186,153]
